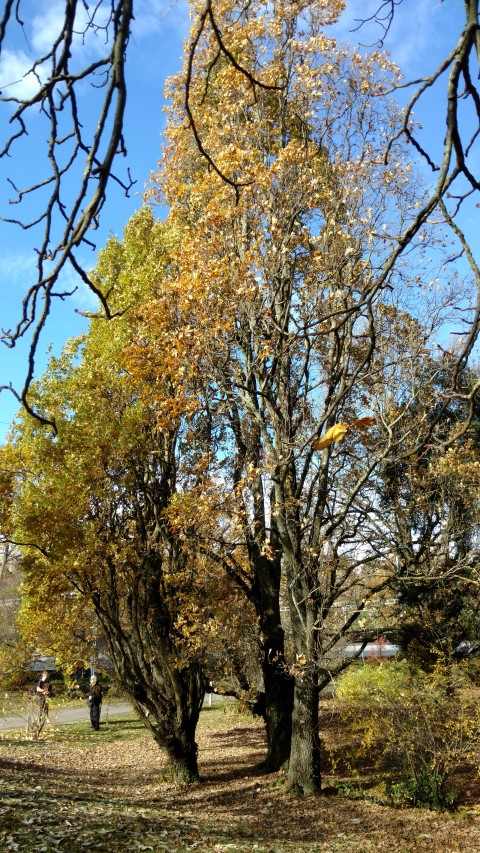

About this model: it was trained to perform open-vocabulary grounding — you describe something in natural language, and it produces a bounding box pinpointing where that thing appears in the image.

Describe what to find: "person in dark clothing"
[88,676,103,730]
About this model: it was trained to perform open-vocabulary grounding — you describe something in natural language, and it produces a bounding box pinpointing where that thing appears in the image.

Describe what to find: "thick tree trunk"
[261,632,294,770]
[287,674,321,793]
[253,550,294,770]
[132,666,204,784]
[103,539,209,782]
[103,607,205,785]
[163,731,200,783]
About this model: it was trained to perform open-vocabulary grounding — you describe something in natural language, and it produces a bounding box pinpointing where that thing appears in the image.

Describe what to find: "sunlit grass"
[0,700,238,748]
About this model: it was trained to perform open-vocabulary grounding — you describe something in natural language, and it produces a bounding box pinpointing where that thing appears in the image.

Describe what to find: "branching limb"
[0,0,134,424]
[349,0,402,46]
[184,0,284,202]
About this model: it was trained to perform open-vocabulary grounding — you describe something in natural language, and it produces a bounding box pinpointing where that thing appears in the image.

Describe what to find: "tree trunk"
[253,550,294,770]
[132,668,204,784]
[102,605,205,785]
[287,673,321,793]
[261,631,294,771]
[163,732,200,783]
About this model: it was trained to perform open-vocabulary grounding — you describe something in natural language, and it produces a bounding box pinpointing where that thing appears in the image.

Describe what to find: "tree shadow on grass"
[199,727,267,783]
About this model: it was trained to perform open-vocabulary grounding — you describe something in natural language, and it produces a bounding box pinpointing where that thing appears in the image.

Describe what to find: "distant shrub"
[332,660,480,810]
[336,659,412,704]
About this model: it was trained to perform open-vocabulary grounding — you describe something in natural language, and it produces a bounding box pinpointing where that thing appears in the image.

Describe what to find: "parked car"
[342,641,401,660]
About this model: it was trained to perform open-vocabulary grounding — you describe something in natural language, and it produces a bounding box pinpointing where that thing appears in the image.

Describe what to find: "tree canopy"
[1,0,480,425]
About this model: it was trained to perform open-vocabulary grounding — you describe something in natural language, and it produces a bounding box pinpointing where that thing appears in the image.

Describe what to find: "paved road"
[0,693,223,732]
[0,702,133,732]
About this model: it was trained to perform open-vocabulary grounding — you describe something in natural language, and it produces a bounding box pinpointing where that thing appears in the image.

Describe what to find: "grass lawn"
[1,702,480,853]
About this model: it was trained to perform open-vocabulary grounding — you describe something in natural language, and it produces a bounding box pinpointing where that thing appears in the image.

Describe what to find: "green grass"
[1,689,35,715]
[0,699,235,747]
[43,713,143,745]
[1,682,130,715]
[0,709,144,744]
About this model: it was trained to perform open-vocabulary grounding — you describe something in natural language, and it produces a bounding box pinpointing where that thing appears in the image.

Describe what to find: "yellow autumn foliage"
[312,422,350,450]
[312,417,376,450]
[332,660,480,808]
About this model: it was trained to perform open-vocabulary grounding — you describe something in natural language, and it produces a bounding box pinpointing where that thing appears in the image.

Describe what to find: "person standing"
[88,676,103,731]
[36,670,51,715]
[35,670,51,734]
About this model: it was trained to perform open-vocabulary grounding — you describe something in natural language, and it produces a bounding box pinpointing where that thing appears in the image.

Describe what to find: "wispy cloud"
[0,48,43,100]
[332,0,459,78]
[0,250,37,295]
[0,0,189,102]
[132,0,190,39]
[0,2,87,101]
[30,3,69,54]
[0,249,99,322]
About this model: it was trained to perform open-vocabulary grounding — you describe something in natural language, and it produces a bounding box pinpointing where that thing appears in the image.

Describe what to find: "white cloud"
[0,48,43,100]
[30,3,67,54]
[0,249,37,292]
[29,1,113,73]
[0,249,99,317]
[0,0,189,103]
[0,2,97,102]
[0,3,75,101]
[29,0,190,67]
[332,0,459,78]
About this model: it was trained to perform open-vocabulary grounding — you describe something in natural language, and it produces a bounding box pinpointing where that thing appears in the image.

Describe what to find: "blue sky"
[0,0,191,439]
[0,0,475,442]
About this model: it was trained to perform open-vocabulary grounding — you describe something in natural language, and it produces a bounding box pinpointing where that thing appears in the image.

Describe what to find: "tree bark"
[128,663,204,784]
[284,557,322,794]
[98,584,206,786]
[160,727,201,783]
[261,631,294,771]
[287,675,321,794]
[252,548,294,770]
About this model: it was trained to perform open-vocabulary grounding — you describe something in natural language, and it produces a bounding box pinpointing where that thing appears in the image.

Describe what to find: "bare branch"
[0,0,134,424]
[350,0,402,47]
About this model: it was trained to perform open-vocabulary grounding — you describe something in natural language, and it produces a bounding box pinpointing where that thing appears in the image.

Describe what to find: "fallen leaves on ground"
[1,707,480,853]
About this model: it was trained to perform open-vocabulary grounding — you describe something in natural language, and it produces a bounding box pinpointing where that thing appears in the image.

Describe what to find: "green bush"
[332,660,480,810]
[335,659,412,703]
[385,764,456,811]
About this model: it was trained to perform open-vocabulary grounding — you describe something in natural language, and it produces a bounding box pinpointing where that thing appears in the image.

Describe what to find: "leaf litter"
[0,706,479,853]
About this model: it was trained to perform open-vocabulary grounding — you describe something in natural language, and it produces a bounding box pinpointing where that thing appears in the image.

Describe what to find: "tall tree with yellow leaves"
[0,211,251,783]
[140,0,480,792]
